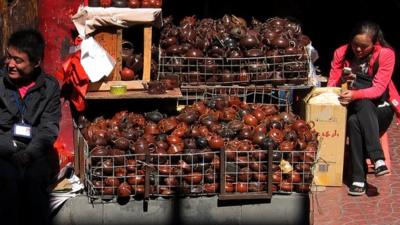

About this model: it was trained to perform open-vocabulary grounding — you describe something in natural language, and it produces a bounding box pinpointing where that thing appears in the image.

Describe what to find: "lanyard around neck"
[12,91,27,123]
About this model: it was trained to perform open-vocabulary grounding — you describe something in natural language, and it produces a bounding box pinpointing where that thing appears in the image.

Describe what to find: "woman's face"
[351,34,374,59]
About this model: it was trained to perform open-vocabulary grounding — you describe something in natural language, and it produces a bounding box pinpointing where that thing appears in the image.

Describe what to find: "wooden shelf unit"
[85,88,182,99]
[88,25,153,92]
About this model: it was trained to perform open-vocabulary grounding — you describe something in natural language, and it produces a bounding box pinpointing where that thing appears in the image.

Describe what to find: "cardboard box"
[304,87,347,186]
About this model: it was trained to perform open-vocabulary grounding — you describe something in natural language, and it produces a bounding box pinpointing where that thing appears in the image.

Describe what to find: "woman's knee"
[352,99,376,112]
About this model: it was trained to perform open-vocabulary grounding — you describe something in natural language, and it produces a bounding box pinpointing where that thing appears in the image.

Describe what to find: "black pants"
[347,99,394,183]
[0,155,52,225]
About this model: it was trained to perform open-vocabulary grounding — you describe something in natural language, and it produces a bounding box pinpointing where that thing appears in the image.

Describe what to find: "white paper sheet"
[80,37,116,82]
[49,175,84,214]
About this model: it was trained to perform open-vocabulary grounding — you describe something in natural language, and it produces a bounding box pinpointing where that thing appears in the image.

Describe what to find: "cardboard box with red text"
[304,87,347,186]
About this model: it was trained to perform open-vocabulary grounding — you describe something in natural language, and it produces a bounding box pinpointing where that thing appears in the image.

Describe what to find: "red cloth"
[327,43,400,123]
[55,49,90,112]
[52,38,84,172]
[53,99,74,171]
[18,82,36,98]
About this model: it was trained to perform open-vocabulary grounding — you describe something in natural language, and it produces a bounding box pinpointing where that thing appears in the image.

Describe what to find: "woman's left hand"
[338,90,353,106]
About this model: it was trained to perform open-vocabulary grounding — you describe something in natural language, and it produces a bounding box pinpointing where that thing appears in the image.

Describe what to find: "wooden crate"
[94,27,122,82]
[88,25,153,92]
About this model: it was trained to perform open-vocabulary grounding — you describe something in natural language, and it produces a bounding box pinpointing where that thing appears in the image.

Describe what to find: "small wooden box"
[88,25,153,92]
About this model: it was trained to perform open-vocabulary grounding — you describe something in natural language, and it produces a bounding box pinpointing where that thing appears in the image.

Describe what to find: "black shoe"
[375,165,389,176]
[348,184,366,196]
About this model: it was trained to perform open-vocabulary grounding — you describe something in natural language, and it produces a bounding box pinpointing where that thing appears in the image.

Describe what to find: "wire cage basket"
[149,150,220,197]
[158,50,311,87]
[84,141,221,201]
[219,146,273,200]
[85,140,148,203]
[178,85,298,113]
[271,149,316,194]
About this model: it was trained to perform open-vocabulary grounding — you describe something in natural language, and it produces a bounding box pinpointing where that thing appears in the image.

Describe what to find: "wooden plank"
[85,88,182,99]
[73,127,79,177]
[93,27,122,81]
[77,134,85,181]
[0,0,7,56]
[142,26,152,81]
[0,0,38,56]
[88,80,145,91]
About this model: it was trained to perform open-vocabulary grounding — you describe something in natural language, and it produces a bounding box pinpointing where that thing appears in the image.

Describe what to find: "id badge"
[13,123,32,139]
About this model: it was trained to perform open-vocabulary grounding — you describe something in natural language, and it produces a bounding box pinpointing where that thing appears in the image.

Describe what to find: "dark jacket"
[0,69,61,159]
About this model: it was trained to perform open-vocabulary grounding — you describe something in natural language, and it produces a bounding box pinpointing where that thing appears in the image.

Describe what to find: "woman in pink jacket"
[328,21,400,196]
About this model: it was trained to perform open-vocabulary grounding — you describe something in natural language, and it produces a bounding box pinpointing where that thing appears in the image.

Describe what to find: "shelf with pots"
[72,4,182,99]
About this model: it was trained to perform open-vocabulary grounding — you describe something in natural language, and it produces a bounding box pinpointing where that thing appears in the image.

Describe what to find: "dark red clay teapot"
[120,67,135,81]
[88,0,101,7]
[104,177,120,187]
[279,180,293,192]
[158,117,178,133]
[292,119,314,133]
[270,36,289,49]
[141,0,162,8]
[185,48,203,58]
[279,140,295,151]
[144,122,160,135]
[109,148,125,166]
[143,81,166,94]
[126,159,137,173]
[90,146,110,163]
[117,182,132,198]
[207,134,224,150]
[122,41,134,64]
[239,34,260,49]
[128,0,141,8]
[112,0,128,7]
[243,114,258,127]
[167,142,184,154]
[99,0,112,7]
[112,137,131,151]
[268,128,284,144]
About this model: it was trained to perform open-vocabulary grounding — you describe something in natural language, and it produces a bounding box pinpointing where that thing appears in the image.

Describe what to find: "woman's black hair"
[7,29,45,64]
[343,21,392,61]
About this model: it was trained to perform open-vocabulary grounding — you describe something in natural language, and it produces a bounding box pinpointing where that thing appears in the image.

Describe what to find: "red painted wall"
[38,0,83,75]
[38,0,83,167]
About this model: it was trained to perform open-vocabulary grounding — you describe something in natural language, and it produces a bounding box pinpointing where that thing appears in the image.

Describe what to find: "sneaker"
[348,184,366,196]
[375,165,389,176]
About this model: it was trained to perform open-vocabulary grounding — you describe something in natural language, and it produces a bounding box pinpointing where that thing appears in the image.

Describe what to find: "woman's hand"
[338,90,353,106]
[340,72,356,87]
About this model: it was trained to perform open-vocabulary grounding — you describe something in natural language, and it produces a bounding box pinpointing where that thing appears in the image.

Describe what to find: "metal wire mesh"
[271,149,315,194]
[149,151,220,197]
[178,85,295,112]
[85,150,147,203]
[85,145,220,201]
[221,148,272,198]
[158,50,311,87]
